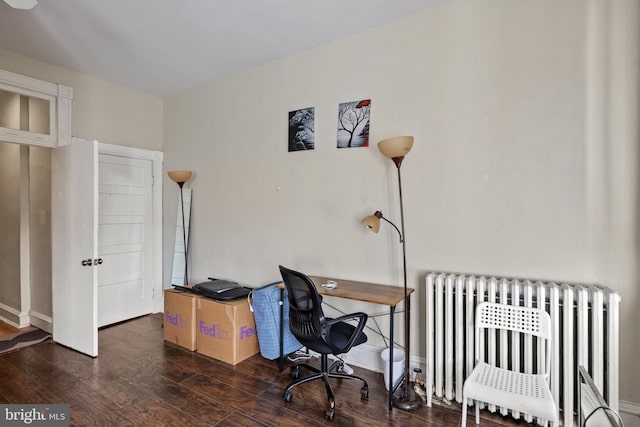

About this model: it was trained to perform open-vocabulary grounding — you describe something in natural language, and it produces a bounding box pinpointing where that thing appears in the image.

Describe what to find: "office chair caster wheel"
[361,385,369,400]
[283,390,292,402]
[325,408,334,420]
[290,366,300,379]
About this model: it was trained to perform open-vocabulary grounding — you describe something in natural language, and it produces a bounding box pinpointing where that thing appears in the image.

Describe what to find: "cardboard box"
[196,296,259,365]
[163,289,197,351]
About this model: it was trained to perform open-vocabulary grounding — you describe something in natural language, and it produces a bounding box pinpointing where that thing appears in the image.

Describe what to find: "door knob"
[95,258,103,265]
[81,258,93,266]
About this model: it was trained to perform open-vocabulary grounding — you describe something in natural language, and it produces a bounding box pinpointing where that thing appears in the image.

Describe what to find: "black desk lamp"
[362,135,421,411]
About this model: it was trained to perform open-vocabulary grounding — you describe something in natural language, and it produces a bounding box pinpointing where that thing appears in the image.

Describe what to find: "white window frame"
[0,69,72,147]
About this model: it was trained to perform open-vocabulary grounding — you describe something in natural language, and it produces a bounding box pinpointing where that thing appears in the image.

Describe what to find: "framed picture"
[337,99,370,148]
[288,107,315,151]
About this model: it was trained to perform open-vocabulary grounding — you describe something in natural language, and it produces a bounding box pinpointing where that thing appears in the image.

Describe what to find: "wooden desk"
[278,275,414,411]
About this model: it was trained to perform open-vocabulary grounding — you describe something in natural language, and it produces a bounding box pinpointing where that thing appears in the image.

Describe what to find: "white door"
[97,154,154,327]
[51,139,98,357]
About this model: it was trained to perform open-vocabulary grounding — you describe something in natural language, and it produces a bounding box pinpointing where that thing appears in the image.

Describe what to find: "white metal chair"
[460,302,558,426]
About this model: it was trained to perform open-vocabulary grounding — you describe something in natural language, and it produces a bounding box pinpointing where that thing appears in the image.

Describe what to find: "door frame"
[51,138,162,357]
[94,140,164,314]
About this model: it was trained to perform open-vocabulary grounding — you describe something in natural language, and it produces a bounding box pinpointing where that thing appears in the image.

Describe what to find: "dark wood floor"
[0,314,524,426]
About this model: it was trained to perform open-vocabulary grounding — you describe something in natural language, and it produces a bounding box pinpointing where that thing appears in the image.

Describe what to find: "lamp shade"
[377,136,414,159]
[3,0,38,9]
[361,211,382,233]
[167,170,192,184]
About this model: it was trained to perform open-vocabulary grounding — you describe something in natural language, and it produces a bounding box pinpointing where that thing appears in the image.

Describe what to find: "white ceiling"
[0,0,443,97]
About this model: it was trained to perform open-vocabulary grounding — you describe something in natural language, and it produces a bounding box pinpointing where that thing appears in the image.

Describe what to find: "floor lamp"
[168,170,192,286]
[3,0,39,10]
[361,136,421,411]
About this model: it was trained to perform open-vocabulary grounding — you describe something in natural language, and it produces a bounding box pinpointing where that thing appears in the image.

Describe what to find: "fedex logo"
[240,325,256,340]
[199,321,230,341]
[165,311,188,329]
[199,321,256,341]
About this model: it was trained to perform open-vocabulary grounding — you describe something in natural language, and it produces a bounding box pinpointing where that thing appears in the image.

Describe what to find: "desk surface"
[308,276,413,307]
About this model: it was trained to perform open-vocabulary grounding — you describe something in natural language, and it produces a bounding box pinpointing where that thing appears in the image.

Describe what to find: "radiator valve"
[413,368,427,403]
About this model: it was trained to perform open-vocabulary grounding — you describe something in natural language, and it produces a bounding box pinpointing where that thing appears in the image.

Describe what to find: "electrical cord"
[583,406,624,427]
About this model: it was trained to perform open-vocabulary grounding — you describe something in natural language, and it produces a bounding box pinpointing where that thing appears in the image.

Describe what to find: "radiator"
[425,272,620,427]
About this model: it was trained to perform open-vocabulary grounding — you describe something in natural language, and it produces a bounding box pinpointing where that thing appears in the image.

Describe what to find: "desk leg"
[388,304,396,411]
[279,288,284,373]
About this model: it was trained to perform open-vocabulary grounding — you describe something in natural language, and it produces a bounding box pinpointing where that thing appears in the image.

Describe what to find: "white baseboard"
[0,301,30,327]
[0,314,19,328]
[0,303,52,333]
[28,310,52,333]
[620,400,640,416]
[620,403,640,427]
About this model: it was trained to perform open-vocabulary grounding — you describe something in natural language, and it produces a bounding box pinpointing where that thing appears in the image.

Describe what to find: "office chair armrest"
[324,312,368,354]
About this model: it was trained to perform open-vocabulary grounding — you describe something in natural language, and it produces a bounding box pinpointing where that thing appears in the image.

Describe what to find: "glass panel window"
[0,88,50,135]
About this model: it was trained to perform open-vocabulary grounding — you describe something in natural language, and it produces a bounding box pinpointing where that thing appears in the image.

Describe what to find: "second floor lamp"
[361,135,421,411]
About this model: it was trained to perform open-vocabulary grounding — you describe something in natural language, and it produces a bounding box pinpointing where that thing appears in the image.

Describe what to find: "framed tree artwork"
[288,107,315,151]
[337,99,370,148]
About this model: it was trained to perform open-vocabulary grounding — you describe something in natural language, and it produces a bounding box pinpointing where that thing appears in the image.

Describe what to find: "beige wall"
[163,0,640,405]
[0,47,163,150]
[0,143,21,310]
[0,0,637,411]
[0,48,163,321]
[603,0,640,408]
[0,143,54,324]
[29,146,51,317]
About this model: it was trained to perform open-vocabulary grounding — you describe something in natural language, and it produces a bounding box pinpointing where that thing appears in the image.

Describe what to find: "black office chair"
[278,265,369,420]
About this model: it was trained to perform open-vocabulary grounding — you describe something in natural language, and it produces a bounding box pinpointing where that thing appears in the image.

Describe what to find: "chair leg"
[475,400,480,424]
[327,372,368,387]
[322,373,336,419]
[293,362,321,375]
[461,398,467,426]
[283,353,370,420]
[283,372,324,395]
